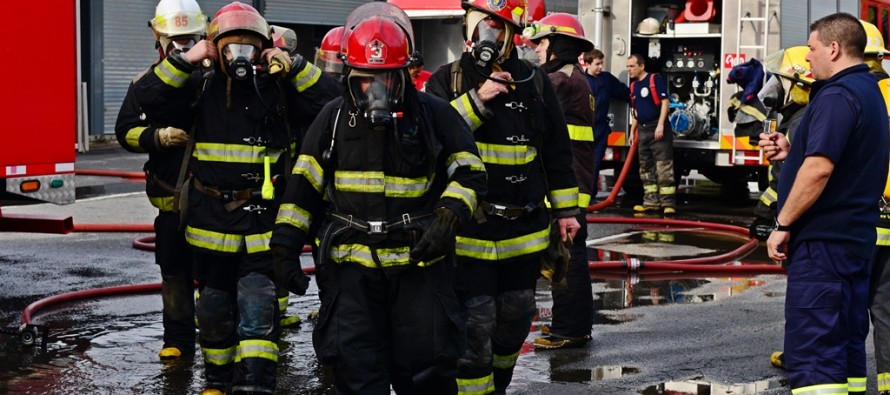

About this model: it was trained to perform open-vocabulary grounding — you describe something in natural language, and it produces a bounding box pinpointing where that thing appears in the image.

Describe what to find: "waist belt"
[192,177,260,212]
[328,212,431,235]
[479,200,545,220]
[149,173,176,194]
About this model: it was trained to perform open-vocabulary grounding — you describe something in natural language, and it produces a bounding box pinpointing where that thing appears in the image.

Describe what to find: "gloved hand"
[748,215,775,241]
[272,245,310,296]
[541,220,572,289]
[267,52,291,76]
[409,207,460,265]
[156,127,188,148]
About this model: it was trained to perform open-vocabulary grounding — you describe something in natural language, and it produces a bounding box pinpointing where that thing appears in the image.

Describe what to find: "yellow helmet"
[763,46,814,84]
[860,20,890,56]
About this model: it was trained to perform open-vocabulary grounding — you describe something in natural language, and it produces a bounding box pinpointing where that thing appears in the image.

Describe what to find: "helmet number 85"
[175,16,189,27]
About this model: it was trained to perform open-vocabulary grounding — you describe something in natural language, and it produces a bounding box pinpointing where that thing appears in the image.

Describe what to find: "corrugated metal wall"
[263,0,366,25]
[99,0,229,136]
[780,0,860,49]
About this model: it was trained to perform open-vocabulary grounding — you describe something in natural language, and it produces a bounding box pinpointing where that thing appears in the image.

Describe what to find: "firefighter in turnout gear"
[133,2,339,393]
[425,0,582,392]
[114,0,207,360]
[525,13,596,350]
[270,3,487,393]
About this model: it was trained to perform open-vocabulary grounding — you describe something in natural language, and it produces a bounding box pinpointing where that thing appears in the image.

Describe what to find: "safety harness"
[629,72,661,107]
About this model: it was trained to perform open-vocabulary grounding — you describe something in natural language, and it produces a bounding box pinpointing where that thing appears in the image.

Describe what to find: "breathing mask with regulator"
[348,68,405,131]
[218,34,263,80]
[466,10,513,68]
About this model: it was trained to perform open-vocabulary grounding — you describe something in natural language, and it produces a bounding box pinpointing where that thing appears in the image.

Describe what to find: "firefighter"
[524,13,596,350]
[113,0,206,360]
[132,2,339,393]
[270,3,487,392]
[425,0,582,392]
[315,26,346,83]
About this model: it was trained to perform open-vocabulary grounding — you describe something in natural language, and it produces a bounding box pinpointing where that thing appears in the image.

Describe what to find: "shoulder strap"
[649,73,661,106]
[450,61,463,99]
[629,80,636,109]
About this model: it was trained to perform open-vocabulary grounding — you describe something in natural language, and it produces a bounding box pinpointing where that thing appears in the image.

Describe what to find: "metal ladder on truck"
[733,0,774,166]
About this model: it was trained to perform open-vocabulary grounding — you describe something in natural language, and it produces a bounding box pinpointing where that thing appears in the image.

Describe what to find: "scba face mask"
[223,43,258,80]
[466,10,513,68]
[348,69,405,131]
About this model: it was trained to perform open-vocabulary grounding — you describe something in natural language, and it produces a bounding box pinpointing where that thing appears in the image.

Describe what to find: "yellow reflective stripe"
[125,126,147,152]
[451,93,484,131]
[643,184,659,193]
[202,346,236,366]
[456,227,549,261]
[540,24,578,35]
[447,151,486,178]
[275,203,312,232]
[549,187,578,210]
[456,373,495,395]
[334,171,433,198]
[149,196,175,212]
[848,377,866,393]
[567,124,594,141]
[235,339,279,363]
[791,383,849,395]
[185,225,244,253]
[878,372,890,392]
[244,232,272,254]
[492,350,520,369]
[578,192,591,209]
[442,181,477,214]
[291,62,322,92]
[329,244,434,268]
[760,187,777,206]
[877,227,890,246]
[193,143,283,164]
[154,58,190,88]
[659,185,676,195]
[293,154,325,194]
[278,295,288,312]
[475,142,537,165]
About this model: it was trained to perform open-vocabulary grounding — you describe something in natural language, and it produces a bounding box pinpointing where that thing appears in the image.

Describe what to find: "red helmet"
[526,13,594,52]
[462,0,527,29]
[316,26,345,75]
[525,0,546,25]
[342,17,411,70]
[207,1,270,44]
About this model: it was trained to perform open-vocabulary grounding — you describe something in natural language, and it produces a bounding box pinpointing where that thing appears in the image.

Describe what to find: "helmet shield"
[348,69,405,131]
[763,46,813,85]
[208,4,271,44]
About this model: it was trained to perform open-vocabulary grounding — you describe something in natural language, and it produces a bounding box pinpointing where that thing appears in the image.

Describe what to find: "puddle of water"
[550,366,641,383]
[639,377,787,394]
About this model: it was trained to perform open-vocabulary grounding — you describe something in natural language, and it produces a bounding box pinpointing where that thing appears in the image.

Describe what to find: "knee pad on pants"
[237,272,277,339]
[460,295,496,367]
[493,289,535,348]
[197,286,235,344]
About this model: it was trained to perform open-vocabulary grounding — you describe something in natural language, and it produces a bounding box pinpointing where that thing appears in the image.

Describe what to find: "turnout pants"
[872,246,890,393]
[785,240,871,394]
[155,211,195,352]
[456,256,540,394]
[637,122,675,209]
[195,251,280,393]
[312,257,464,395]
[548,213,593,338]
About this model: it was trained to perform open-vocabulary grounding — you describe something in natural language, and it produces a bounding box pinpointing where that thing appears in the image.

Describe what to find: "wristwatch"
[774,218,791,232]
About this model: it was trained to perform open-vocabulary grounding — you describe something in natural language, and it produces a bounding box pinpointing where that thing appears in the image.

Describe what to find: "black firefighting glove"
[409,207,460,265]
[748,215,775,241]
[541,220,572,289]
[272,245,310,296]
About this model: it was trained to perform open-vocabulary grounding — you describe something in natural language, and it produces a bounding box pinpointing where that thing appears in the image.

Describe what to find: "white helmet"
[636,17,661,35]
[150,0,207,53]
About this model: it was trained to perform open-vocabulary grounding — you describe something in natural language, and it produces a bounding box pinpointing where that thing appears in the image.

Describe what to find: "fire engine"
[576,0,890,187]
[391,0,890,189]
[0,2,78,231]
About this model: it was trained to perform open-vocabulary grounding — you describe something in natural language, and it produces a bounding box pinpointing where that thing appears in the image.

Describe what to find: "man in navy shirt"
[584,49,629,200]
[761,12,889,394]
[626,53,676,214]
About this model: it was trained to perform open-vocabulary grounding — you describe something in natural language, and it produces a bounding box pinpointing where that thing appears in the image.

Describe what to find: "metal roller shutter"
[263,0,366,25]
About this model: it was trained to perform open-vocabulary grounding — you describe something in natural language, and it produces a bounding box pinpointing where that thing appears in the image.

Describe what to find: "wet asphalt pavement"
[0,146,882,394]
